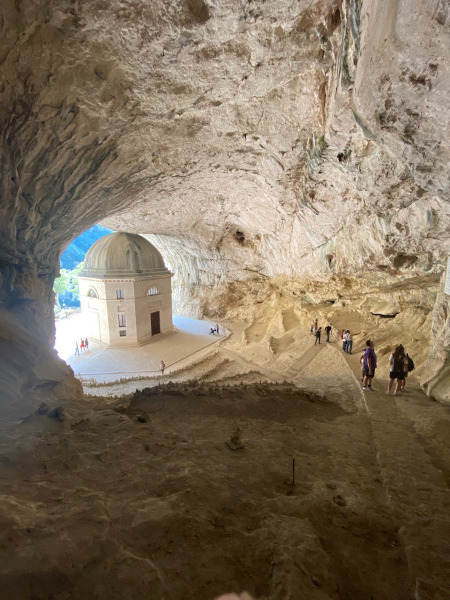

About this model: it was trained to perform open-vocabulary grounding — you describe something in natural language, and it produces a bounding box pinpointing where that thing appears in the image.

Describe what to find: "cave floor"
[1,334,450,600]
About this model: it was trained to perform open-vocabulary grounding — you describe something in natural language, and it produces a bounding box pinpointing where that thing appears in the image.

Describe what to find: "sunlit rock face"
[0,0,449,401]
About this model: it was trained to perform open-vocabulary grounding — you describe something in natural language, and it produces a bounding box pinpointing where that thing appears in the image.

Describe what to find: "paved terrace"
[56,315,224,383]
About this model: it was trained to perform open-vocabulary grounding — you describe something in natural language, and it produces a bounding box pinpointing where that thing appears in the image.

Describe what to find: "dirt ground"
[1,371,449,599]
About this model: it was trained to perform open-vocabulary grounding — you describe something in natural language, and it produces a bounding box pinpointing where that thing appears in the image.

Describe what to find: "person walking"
[342,330,348,352]
[386,344,407,395]
[325,324,332,342]
[345,331,353,354]
[362,339,377,391]
[84,337,89,350]
[215,323,220,335]
[75,342,79,356]
[80,338,85,353]
[315,327,322,345]
[160,360,166,376]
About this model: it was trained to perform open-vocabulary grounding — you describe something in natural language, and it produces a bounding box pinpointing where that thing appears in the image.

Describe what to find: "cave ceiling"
[0,0,449,285]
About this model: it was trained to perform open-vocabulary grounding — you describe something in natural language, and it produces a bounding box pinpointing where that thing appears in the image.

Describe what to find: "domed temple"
[78,233,174,346]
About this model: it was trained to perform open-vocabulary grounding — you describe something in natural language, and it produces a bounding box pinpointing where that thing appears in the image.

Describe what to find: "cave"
[1,1,449,599]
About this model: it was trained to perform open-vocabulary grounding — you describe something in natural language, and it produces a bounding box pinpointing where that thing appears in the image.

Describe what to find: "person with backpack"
[386,344,408,395]
[400,353,415,392]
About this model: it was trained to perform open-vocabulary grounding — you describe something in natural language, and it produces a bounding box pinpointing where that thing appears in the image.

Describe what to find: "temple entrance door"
[151,311,161,336]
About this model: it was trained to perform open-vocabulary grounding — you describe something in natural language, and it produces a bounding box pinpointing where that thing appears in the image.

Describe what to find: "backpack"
[407,356,415,371]
[393,354,405,372]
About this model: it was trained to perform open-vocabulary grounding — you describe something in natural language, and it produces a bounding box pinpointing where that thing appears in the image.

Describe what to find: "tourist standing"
[80,338,85,352]
[315,327,322,345]
[362,340,377,391]
[342,330,348,352]
[75,342,79,356]
[401,353,414,392]
[386,344,407,395]
[345,331,353,354]
[160,360,165,376]
[325,324,332,342]
[85,337,89,350]
[359,350,365,381]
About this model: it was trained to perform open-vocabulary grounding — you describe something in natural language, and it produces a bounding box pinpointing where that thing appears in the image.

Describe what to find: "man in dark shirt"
[362,339,377,391]
[315,327,322,345]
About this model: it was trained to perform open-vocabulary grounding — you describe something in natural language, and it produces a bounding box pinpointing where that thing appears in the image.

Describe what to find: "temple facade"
[78,232,174,346]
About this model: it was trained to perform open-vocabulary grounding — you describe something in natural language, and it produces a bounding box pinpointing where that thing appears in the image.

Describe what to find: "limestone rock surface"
[0,0,449,396]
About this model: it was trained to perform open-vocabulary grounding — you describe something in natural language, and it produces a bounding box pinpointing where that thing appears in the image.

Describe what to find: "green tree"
[53,270,71,308]
[54,262,84,309]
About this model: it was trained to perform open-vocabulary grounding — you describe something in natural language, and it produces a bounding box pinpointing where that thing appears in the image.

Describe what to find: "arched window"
[147,286,160,296]
[87,288,98,298]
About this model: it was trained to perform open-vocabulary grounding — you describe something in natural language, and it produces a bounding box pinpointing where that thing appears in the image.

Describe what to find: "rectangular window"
[119,330,127,337]
[116,289,124,299]
[118,314,126,327]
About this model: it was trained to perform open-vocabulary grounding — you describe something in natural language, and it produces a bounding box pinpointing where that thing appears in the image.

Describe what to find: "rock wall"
[0,0,449,402]
[422,271,450,404]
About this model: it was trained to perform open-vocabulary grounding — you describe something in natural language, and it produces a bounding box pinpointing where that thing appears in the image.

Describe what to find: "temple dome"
[79,232,171,279]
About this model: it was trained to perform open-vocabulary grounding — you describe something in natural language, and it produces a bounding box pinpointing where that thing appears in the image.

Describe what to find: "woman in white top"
[345,331,353,354]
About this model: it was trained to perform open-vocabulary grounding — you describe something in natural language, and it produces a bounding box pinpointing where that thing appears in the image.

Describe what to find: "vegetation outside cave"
[54,225,112,313]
